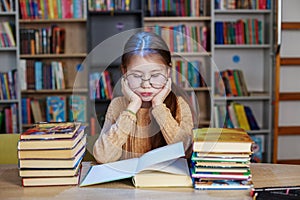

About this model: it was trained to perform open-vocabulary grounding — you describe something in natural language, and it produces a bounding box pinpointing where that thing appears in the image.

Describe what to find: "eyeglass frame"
[123,72,169,89]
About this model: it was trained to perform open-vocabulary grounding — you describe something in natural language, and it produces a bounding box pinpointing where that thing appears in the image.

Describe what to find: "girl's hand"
[152,78,172,107]
[121,77,142,113]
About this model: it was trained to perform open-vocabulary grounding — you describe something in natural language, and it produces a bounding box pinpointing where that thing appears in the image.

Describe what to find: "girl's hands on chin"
[121,77,142,113]
[152,78,172,107]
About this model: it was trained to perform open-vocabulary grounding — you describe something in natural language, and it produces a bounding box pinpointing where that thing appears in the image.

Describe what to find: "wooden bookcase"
[0,1,21,134]
[273,0,300,164]
[86,0,144,134]
[143,0,212,128]
[18,0,88,130]
[211,0,274,163]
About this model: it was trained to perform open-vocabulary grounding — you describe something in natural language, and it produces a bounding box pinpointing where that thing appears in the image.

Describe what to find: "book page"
[136,142,185,172]
[139,158,190,176]
[80,158,138,186]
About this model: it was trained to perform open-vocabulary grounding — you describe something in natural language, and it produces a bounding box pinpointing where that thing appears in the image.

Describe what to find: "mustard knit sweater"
[93,96,194,163]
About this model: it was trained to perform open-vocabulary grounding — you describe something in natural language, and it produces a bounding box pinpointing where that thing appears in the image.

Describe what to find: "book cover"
[46,96,66,122]
[193,128,253,153]
[69,95,87,122]
[18,125,86,150]
[80,142,192,188]
[20,122,81,140]
[193,178,253,190]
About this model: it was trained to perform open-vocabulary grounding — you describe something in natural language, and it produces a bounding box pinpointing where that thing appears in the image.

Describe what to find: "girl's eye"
[132,74,142,78]
[151,73,161,77]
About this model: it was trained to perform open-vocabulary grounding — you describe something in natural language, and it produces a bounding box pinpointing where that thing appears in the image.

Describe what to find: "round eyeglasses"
[125,73,168,89]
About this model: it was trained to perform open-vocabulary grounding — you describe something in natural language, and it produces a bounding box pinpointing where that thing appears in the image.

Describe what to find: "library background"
[0,0,299,165]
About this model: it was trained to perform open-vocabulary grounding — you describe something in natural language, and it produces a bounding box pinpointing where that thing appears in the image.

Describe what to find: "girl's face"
[124,55,170,102]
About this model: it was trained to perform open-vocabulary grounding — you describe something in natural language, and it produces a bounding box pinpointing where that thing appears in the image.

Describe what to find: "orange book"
[227,69,238,96]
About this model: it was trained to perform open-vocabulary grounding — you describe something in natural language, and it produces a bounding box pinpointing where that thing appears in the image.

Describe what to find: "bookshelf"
[273,0,300,164]
[18,0,88,130]
[86,0,144,135]
[0,1,21,134]
[143,0,212,128]
[211,0,274,163]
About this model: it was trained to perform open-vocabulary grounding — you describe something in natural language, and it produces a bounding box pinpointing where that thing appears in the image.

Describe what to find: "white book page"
[80,158,138,186]
[139,158,190,176]
[136,142,185,172]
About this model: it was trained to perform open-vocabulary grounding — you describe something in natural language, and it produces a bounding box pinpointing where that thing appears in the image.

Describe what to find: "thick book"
[193,178,253,190]
[18,125,86,150]
[19,156,83,177]
[18,134,86,159]
[80,142,193,188]
[18,144,85,169]
[20,122,81,140]
[193,128,253,153]
[21,167,81,187]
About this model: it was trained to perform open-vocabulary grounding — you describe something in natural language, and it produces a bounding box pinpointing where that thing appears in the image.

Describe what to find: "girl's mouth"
[140,92,153,97]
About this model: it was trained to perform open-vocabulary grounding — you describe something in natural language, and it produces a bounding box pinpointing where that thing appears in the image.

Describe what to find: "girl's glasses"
[125,73,168,89]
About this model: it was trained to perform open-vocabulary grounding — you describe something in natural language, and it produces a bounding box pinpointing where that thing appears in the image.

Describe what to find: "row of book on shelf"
[18,122,87,186]
[0,0,15,12]
[215,69,249,97]
[0,103,18,133]
[19,0,87,20]
[88,0,132,11]
[20,25,66,55]
[145,0,209,17]
[215,18,263,45]
[21,95,87,125]
[215,0,271,10]
[89,70,113,100]
[0,21,16,47]
[214,102,259,131]
[0,69,17,100]
[145,24,209,52]
[19,59,68,91]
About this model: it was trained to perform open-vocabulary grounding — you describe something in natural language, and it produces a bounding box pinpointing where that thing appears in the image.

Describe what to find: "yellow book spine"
[233,103,250,131]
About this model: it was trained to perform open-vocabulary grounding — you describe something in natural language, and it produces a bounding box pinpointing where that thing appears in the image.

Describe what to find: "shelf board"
[0,11,17,16]
[278,126,300,136]
[279,92,300,101]
[214,44,271,49]
[19,18,87,23]
[20,53,87,59]
[214,9,271,14]
[88,10,143,15]
[21,89,88,94]
[0,47,17,51]
[0,99,19,103]
[247,129,271,134]
[184,87,210,92]
[144,16,211,22]
[214,95,271,101]
[171,52,211,57]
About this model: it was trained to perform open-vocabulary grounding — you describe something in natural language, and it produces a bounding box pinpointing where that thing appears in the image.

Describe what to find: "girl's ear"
[167,63,172,77]
[121,64,127,74]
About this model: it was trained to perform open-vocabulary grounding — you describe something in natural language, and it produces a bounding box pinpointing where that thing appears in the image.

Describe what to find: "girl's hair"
[121,31,196,151]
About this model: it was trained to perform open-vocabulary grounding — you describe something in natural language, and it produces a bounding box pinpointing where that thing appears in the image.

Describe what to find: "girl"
[93,31,194,163]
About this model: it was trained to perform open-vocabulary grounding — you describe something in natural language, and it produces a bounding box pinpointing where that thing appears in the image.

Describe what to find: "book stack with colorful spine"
[191,128,254,190]
[17,122,86,187]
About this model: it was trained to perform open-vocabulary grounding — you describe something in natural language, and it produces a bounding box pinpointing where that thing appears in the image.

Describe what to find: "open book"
[80,142,192,188]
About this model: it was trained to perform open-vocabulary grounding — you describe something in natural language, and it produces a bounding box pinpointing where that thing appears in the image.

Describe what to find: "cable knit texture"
[93,96,194,163]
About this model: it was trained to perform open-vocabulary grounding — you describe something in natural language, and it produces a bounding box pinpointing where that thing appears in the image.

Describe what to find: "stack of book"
[190,128,254,190]
[18,122,86,186]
